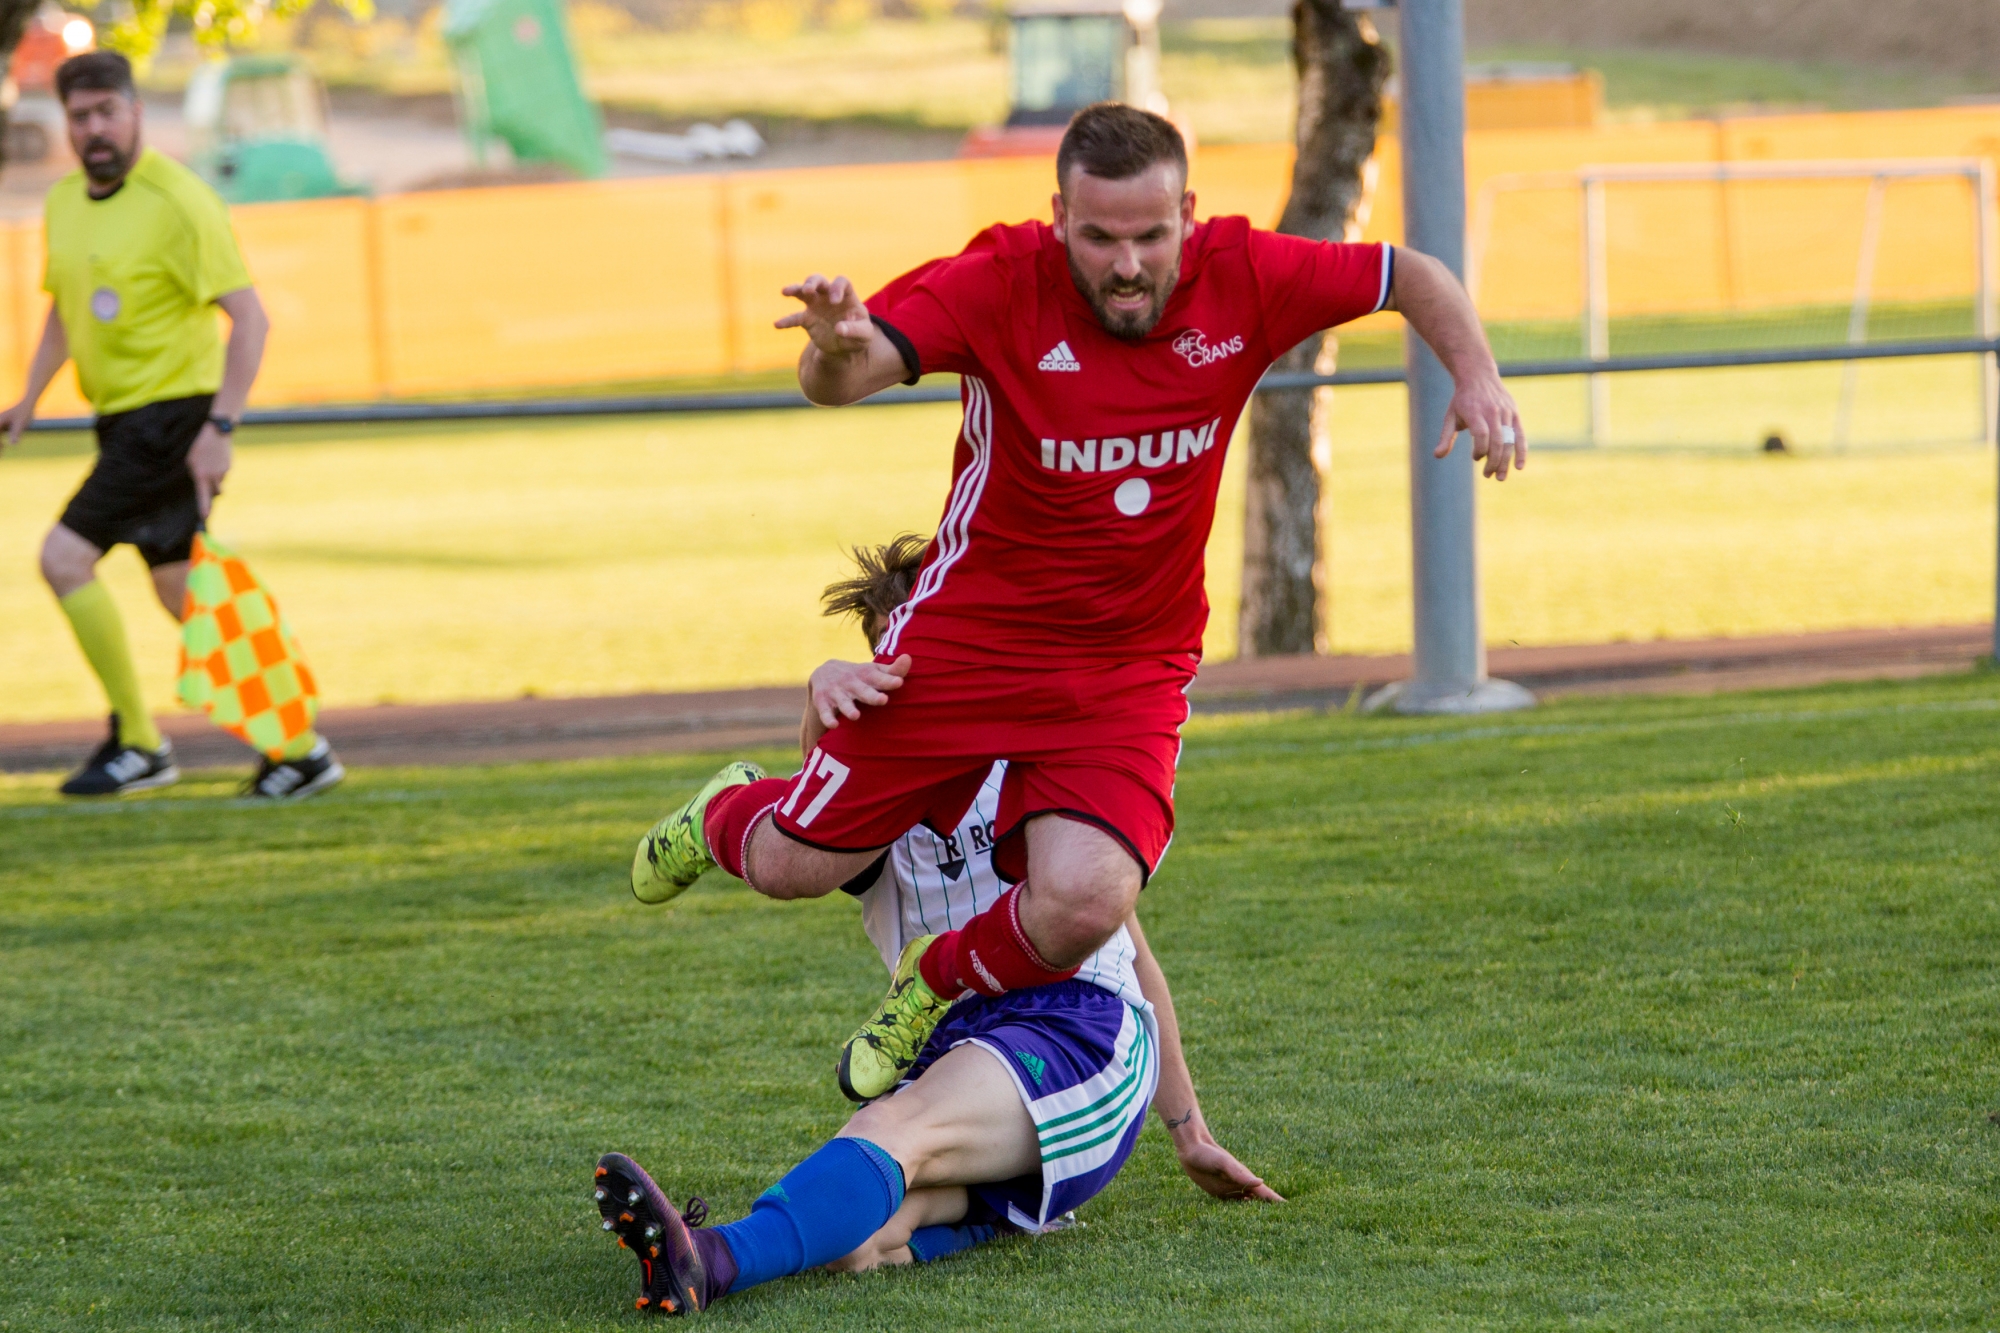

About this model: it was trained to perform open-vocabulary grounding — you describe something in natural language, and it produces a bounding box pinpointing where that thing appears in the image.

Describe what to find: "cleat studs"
[636,1296,649,1309]
[601,1219,615,1231]
[617,1237,628,1249]
[627,1188,641,1205]
[619,1211,635,1224]
[595,1166,608,1178]
[644,1224,660,1239]
[593,1187,606,1201]
[649,1245,659,1258]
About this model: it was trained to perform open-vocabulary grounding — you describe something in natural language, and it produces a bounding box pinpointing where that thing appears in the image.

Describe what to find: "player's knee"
[1076,875,1141,939]
[1029,868,1141,962]
[39,530,96,594]
[841,1101,935,1179]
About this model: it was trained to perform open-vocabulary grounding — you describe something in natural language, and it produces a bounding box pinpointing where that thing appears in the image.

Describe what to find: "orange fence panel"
[722,156,1057,372]
[726,161,971,373]
[4,104,1997,416]
[7,221,87,417]
[372,175,732,395]
[231,197,379,403]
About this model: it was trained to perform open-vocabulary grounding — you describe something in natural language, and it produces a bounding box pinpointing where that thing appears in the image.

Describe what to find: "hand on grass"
[1165,1109,1283,1202]
[810,655,911,730]
[1434,367,1527,481]
[775,274,874,359]
[187,424,232,519]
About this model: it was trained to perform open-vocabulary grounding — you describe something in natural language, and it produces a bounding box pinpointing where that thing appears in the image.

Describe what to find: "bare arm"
[1383,247,1527,481]
[775,274,916,406]
[185,287,269,519]
[1127,914,1283,1203]
[211,286,268,421]
[0,306,71,452]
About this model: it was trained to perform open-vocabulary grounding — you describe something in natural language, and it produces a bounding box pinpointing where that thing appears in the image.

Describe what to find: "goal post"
[1466,158,1999,451]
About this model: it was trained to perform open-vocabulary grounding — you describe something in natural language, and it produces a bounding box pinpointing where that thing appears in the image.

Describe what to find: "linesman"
[0,51,343,798]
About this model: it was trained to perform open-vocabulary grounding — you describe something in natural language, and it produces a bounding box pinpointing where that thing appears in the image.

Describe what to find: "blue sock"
[712,1137,905,1292]
[907,1222,999,1263]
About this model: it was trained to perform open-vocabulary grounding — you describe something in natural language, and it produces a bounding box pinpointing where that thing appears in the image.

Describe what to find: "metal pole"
[1365,0,1531,715]
[1977,162,1997,452]
[1978,164,1999,665]
[1584,173,1610,446]
[1833,174,1887,451]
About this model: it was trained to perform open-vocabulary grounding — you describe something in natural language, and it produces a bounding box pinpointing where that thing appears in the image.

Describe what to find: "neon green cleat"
[837,934,954,1103]
[630,760,766,905]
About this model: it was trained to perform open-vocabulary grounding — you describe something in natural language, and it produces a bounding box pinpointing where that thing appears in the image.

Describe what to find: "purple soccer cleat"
[592,1152,717,1315]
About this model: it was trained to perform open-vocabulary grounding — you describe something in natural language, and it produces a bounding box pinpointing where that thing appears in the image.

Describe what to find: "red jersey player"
[632,103,1525,1102]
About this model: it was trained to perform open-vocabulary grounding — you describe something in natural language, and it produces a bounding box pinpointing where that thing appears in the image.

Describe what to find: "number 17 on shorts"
[782,748,852,830]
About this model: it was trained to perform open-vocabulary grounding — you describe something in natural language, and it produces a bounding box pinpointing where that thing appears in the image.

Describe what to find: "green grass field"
[1,365,1992,726]
[4,673,1998,1329]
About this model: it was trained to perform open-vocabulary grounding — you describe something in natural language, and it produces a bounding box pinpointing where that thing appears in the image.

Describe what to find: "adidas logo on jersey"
[1038,341,1082,372]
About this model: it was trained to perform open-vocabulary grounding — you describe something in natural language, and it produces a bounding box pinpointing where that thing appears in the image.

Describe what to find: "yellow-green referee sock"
[58,581,163,752]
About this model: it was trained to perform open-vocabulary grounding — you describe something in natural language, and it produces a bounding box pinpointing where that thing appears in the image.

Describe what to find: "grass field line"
[1184,693,2000,764]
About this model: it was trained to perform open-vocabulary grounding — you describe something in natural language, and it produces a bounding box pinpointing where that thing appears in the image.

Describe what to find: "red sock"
[918,884,1080,999]
[702,778,789,882]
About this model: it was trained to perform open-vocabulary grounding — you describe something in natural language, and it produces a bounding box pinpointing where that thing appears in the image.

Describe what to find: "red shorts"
[769,654,1196,879]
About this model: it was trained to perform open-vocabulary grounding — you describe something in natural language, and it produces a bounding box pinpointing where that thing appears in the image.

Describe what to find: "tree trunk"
[1238,2,1389,657]
[0,0,45,178]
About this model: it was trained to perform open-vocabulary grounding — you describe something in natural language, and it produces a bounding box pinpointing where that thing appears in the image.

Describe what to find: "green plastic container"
[445,0,607,179]
[183,55,365,205]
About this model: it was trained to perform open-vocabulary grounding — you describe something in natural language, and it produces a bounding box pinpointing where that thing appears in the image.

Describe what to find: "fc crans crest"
[1172,328,1243,368]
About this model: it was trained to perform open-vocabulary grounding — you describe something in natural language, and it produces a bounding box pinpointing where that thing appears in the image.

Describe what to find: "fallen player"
[595,540,1277,1315]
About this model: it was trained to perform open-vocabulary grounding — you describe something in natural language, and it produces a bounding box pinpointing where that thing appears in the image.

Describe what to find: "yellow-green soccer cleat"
[837,934,954,1103]
[630,761,766,905]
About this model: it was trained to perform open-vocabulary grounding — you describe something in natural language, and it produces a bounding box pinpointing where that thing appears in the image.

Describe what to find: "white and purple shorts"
[903,979,1160,1232]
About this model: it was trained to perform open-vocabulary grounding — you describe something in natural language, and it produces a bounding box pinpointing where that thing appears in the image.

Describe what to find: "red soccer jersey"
[866,215,1390,665]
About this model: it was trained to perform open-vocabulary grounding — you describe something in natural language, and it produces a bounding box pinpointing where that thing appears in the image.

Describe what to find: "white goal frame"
[1467,158,1999,449]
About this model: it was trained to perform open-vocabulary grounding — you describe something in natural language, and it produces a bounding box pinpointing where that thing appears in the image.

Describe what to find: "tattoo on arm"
[1163,1109,1196,1130]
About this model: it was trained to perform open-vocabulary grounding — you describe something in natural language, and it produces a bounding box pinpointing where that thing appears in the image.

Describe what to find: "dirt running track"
[0,624,1988,776]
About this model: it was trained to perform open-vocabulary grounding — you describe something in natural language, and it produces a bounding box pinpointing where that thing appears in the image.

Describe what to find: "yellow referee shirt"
[43,148,252,417]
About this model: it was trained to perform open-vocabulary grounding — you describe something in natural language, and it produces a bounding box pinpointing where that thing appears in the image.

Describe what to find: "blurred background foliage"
[99,0,1999,141]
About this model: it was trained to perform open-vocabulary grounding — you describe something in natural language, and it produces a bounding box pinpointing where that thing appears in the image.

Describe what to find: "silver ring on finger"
[1499,425,1517,446]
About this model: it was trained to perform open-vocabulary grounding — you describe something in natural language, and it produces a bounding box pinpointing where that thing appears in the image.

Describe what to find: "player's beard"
[1068,249,1182,341]
[80,135,134,187]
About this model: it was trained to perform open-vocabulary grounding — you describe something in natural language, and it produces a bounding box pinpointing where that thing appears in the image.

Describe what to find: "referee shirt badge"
[90,287,121,322]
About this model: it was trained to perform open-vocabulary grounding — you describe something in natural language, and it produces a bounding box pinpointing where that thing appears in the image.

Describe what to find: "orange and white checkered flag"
[176,533,320,760]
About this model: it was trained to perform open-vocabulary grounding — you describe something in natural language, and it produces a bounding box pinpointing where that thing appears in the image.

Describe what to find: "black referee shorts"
[59,394,214,568]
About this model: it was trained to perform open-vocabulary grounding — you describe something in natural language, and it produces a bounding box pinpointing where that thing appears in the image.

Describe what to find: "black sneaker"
[59,714,179,797]
[242,738,345,800]
[593,1152,731,1315]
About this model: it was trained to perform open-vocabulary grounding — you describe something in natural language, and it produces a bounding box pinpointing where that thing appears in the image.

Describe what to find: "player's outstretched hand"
[0,396,33,453]
[1176,1136,1284,1203]
[776,274,875,359]
[1434,367,1527,481]
[810,654,912,730]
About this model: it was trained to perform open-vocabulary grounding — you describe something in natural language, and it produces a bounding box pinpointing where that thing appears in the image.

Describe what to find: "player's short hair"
[822,534,930,651]
[1056,102,1187,195]
[57,51,137,104]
